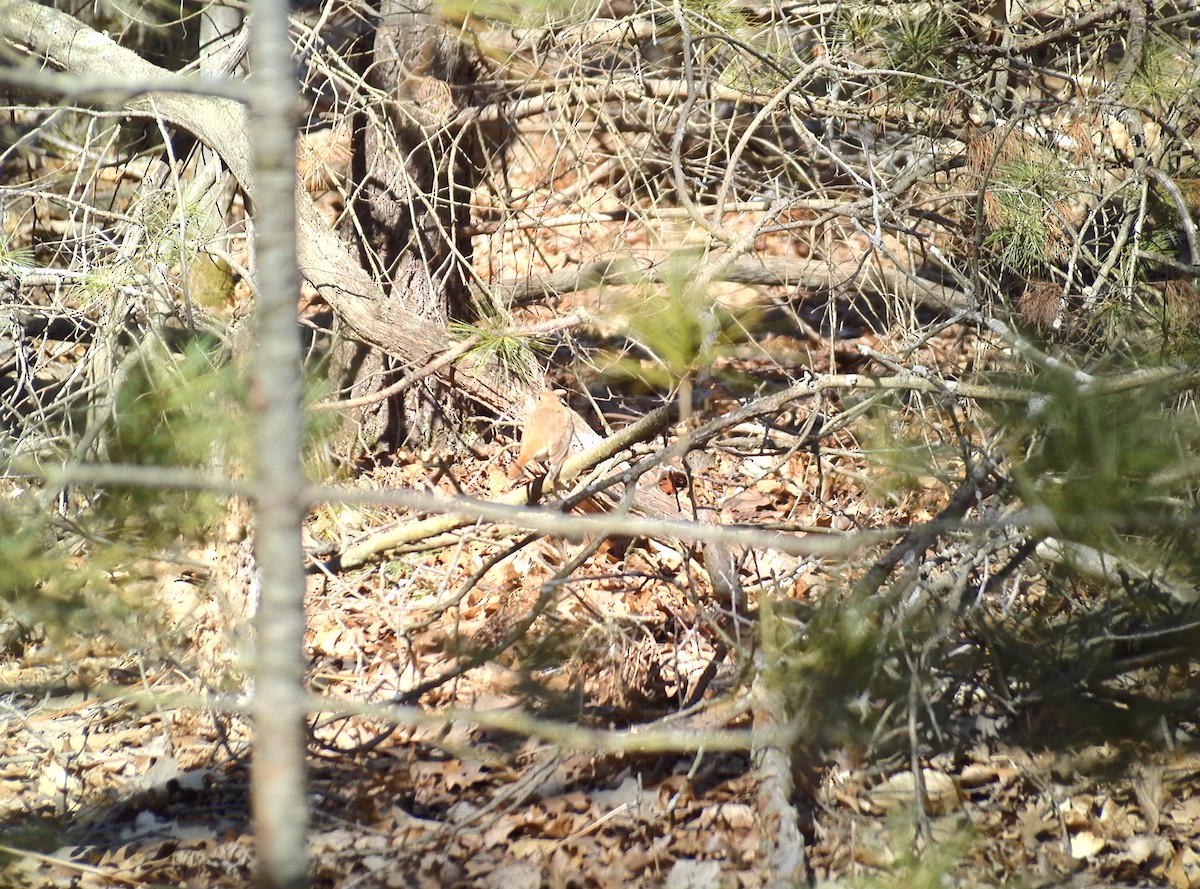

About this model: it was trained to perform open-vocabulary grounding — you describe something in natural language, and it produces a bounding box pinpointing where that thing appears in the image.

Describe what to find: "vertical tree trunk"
[339,1,482,450]
[360,14,474,322]
[247,0,311,883]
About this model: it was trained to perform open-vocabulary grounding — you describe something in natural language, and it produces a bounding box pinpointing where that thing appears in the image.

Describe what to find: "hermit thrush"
[508,389,574,482]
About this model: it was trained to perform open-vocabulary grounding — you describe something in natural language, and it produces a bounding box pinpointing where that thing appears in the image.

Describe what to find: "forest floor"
[4,87,1200,889]
[4,305,1200,887]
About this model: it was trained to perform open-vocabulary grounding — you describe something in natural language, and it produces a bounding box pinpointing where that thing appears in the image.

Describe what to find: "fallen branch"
[496,254,971,312]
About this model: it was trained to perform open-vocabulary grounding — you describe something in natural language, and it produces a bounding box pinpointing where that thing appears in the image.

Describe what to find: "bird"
[508,389,574,484]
